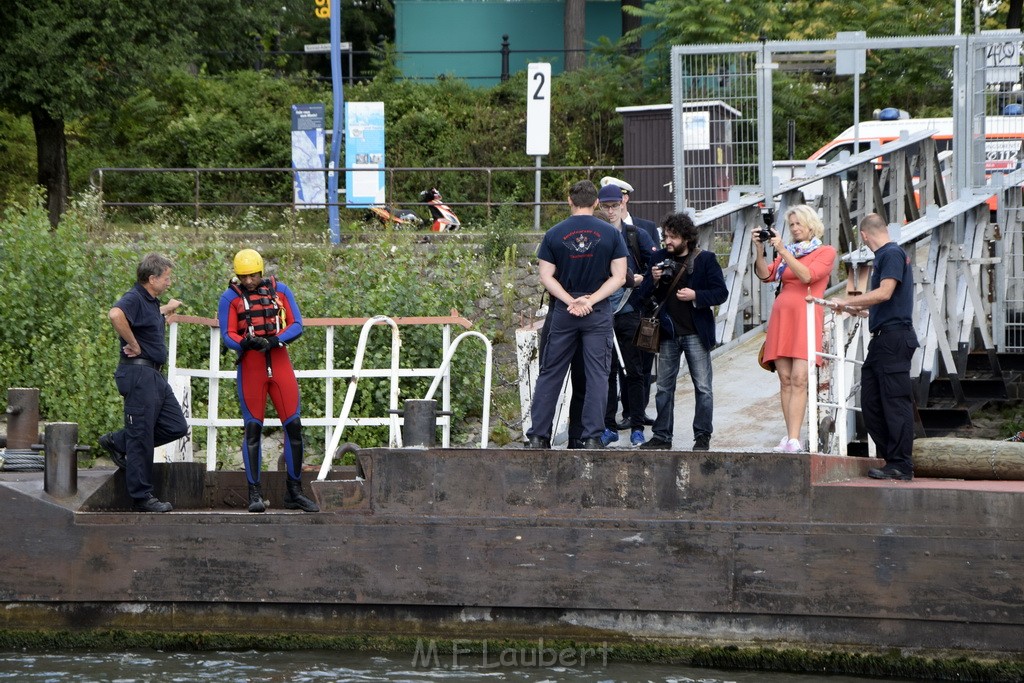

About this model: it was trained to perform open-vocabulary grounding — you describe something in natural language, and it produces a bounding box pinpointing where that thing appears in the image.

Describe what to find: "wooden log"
[913,437,1024,480]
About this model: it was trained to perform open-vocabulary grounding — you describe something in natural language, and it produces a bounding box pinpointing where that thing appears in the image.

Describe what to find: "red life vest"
[230,276,286,337]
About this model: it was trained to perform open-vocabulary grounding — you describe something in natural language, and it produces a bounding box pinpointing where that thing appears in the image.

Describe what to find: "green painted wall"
[395,0,622,85]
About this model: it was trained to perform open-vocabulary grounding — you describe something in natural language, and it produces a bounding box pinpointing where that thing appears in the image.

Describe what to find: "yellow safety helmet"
[233,249,264,276]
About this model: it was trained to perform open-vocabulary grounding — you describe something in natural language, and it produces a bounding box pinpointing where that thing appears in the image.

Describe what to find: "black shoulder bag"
[631,256,691,354]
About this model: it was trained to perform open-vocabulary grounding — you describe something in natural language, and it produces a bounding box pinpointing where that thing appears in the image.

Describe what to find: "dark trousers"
[606,310,647,429]
[861,329,919,473]
[539,310,586,444]
[528,302,613,441]
[111,365,189,500]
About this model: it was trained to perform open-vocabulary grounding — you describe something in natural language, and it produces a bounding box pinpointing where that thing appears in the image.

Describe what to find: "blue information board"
[344,101,385,207]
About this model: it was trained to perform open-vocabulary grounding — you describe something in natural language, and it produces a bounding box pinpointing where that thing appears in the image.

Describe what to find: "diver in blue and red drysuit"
[217,248,319,513]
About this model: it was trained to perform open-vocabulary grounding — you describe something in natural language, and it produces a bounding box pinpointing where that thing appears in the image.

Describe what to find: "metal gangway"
[667,32,1024,453]
[163,312,493,471]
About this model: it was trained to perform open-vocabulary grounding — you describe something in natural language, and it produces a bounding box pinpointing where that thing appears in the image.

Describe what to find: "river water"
[0,649,892,682]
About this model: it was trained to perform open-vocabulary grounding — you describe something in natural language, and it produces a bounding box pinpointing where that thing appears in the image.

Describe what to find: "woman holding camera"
[753,204,836,453]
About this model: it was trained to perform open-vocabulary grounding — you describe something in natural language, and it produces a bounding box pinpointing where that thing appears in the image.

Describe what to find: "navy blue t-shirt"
[868,241,914,332]
[113,283,168,364]
[537,214,628,295]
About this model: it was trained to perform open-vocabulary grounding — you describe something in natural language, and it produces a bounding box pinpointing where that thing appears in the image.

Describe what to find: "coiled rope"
[0,449,44,472]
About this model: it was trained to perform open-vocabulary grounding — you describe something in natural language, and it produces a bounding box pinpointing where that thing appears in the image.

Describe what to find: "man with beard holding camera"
[639,213,728,451]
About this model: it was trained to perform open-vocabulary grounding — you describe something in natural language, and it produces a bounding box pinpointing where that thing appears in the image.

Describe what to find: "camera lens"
[758,229,772,242]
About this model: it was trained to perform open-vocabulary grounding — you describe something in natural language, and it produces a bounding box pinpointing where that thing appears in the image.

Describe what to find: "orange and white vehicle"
[808,114,1024,172]
[785,111,1024,209]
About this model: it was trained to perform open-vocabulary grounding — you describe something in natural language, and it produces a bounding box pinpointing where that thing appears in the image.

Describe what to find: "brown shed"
[618,101,742,222]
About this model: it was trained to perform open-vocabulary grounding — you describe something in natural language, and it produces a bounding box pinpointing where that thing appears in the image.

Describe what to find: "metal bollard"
[402,399,438,448]
[34,422,89,498]
[6,387,40,449]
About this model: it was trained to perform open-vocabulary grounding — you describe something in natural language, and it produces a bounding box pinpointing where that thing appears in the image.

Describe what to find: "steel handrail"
[164,312,490,472]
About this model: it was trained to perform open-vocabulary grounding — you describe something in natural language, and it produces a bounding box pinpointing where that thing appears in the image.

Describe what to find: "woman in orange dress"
[752,205,836,453]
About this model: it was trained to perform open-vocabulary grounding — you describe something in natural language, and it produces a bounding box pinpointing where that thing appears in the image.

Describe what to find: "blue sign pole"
[327,0,344,243]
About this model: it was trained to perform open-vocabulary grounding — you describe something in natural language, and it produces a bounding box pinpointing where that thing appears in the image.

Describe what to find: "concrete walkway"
[606,332,787,452]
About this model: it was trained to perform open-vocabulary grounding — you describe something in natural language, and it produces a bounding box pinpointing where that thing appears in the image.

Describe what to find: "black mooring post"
[403,399,437,448]
[6,387,40,449]
[38,422,85,498]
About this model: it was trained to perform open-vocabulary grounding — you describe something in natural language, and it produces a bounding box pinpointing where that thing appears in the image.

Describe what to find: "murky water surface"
[0,649,897,682]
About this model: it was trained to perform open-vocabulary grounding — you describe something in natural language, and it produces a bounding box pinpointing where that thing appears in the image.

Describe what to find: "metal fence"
[221,36,605,85]
[88,164,674,228]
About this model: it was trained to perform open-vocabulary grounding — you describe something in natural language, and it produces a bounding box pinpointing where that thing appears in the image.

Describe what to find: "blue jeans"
[652,334,713,444]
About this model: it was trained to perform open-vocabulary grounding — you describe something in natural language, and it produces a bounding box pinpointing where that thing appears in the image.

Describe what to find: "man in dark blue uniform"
[596,183,657,447]
[525,180,628,449]
[99,253,189,512]
[835,213,920,481]
[601,176,660,425]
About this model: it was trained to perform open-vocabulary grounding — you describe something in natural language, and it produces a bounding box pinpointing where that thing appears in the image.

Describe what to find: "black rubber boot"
[247,483,267,513]
[243,421,264,481]
[284,478,319,512]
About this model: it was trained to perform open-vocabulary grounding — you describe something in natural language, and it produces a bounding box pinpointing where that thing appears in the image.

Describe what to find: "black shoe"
[868,466,913,481]
[525,436,551,449]
[642,414,655,426]
[567,439,585,450]
[99,432,126,469]
[693,434,711,451]
[132,496,172,513]
[248,483,267,513]
[639,437,672,450]
[582,437,604,449]
[284,478,320,512]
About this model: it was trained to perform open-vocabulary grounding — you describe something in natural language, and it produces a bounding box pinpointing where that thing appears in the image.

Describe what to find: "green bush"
[0,191,495,465]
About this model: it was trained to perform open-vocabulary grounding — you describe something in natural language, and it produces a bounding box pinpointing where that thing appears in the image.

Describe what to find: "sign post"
[326,0,344,243]
[526,63,551,231]
[836,31,867,155]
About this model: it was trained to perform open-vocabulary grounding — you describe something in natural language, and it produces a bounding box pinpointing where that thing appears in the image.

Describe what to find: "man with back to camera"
[639,212,728,452]
[99,252,189,513]
[595,183,657,447]
[218,248,319,512]
[833,213,920,481]
[525,180,628,449]
[601,175,660,425]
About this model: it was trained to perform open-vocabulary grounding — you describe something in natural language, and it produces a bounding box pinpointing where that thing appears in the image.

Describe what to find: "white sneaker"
[771,436,789,452]
[782,438,804,453]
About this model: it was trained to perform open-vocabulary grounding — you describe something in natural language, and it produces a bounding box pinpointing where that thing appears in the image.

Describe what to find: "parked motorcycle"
[367,206,422,227]
[419,188,461,232]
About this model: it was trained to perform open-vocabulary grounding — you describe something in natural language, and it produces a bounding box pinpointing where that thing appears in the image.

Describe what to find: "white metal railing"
[165,312,492,472]
[805,297,872,457]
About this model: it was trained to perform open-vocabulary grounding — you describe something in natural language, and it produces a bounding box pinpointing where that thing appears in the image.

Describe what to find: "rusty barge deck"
[1,448,1022,663]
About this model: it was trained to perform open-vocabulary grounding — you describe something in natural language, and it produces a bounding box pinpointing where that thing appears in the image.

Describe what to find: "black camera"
[654,258,679,283]
[759,208,775,243]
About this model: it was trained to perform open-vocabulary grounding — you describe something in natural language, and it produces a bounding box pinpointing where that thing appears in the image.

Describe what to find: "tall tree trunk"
[31,107,69,228]
[1009,0,1022,29]
[564,0,586,72]
[621,0,642,56]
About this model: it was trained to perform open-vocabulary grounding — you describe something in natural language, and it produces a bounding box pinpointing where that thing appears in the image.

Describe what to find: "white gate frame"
[165,312,492,472]
[806,298,872,456]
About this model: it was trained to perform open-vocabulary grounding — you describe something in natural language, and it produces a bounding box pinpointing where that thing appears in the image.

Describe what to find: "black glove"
[264,335,283,348]
[240,336,269,352]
